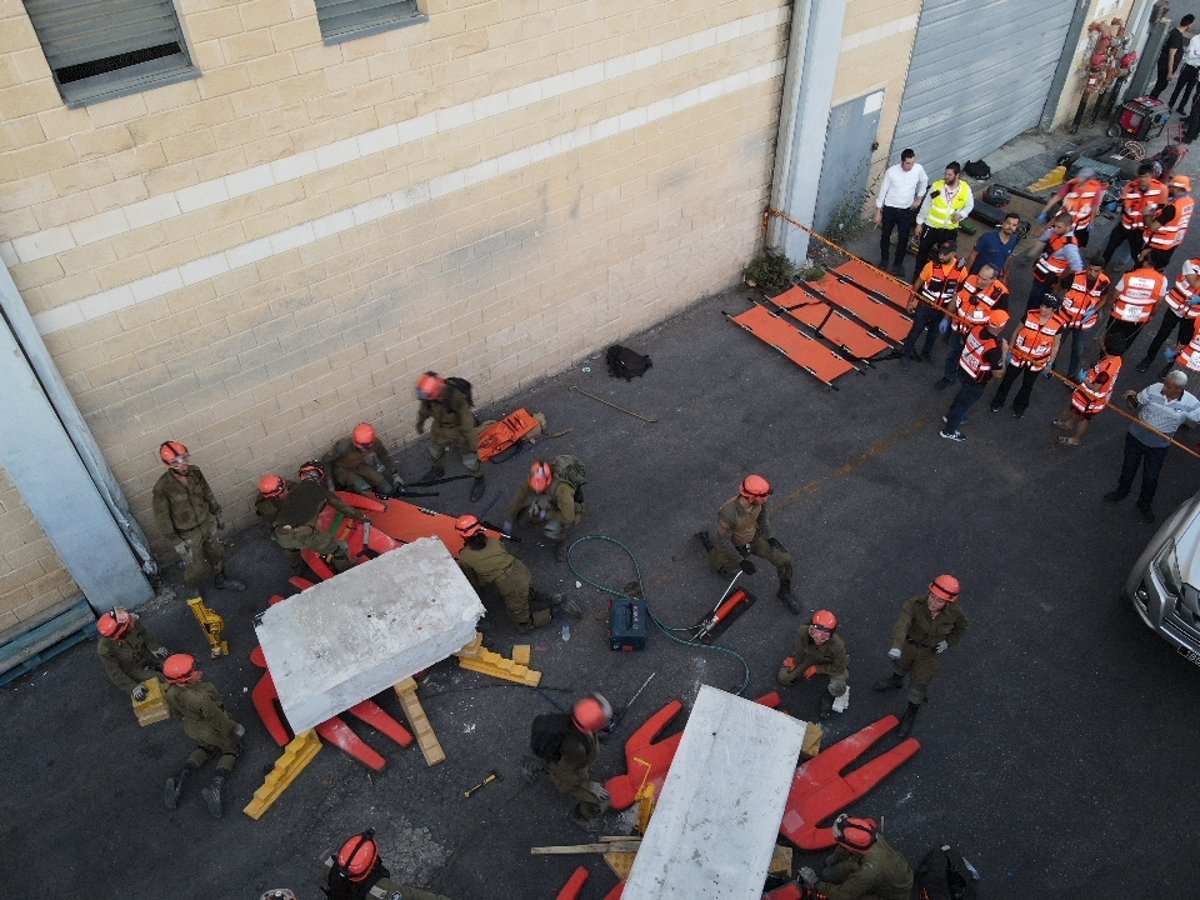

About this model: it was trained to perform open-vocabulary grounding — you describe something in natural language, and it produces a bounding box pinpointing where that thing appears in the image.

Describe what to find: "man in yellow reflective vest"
[911,162,975,284]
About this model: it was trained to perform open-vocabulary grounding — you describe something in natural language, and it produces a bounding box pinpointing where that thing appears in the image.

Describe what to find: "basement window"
[313,0,426,44]
[24,0,196,107]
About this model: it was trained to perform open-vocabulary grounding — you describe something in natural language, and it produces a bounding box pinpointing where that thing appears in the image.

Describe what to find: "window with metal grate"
[23,0,196,107]
[313,0,425,44]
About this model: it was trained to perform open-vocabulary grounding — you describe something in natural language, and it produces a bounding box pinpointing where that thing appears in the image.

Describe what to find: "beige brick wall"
[0,0,791,557]
[0,464,81,632]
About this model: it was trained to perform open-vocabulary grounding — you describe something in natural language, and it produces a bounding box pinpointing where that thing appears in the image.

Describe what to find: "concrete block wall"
[1047,0,1137,131]
[0,0,791,557]
[0,464,81,632]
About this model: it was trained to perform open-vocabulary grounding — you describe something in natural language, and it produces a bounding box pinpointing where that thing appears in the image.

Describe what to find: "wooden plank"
[531,841,644,855]
[0,599,94,674]
[393,678,446,766]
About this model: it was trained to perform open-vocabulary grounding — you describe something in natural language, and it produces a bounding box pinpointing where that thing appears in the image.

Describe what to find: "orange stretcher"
[767,287,893,360]
[725,305,860,388]
[477,408,541,462]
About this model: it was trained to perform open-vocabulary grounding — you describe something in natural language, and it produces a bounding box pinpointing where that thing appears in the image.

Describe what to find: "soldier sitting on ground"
[797,813,914,900]
[270,476,370,574]
[329,423,403,498]
[96,607,169,703]
[504,456,586,563]
[776,609,849,720]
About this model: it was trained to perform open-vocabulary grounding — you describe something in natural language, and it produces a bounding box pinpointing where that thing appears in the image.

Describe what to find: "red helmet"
[159,441,189,465]
[739,474,771,501]
[352,423,376,449]
[572,693,613,734]
[162,653,200,685]
[336,831,380,883]
[832,814,878,854]
[455,514,482,539]
[415,372,445,401]
[929,574,961,602]
[298,460,325,483]
[810,610,838,633]
[259,474,286,498]
[529,461,553,493]
[97,607,133,640]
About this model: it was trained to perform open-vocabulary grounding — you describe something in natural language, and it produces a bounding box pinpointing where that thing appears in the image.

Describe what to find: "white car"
[1125,491,1200,666]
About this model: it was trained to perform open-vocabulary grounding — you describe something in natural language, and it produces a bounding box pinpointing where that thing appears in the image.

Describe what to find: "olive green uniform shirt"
[820,836,914,900]
[890,595,970,651]
[97,619,160,693]
[507,478,579,527]
[457,537,518,583]
[549,727,598,796]
[164,680,240,752]
[715,496,772,555]
[416,385,477,451]
[152,466,220,538]
[794,630,850,682]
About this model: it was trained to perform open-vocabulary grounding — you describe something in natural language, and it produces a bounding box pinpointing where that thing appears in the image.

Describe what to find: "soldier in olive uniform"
[256,474,300,567]
[329,423,402,497]
[415,371,486,502]
[505,458,585,563]
[272,479,369,573]
[161,653,244,818]
[798,814,914,900]
[325,830,451,900]
[550,694,612,826]
[697,474,797,613]
[873,573,969,737]
[777,609,849,719]
[96,607,168,702]
[453,515,573,632]
[152,441,244,592]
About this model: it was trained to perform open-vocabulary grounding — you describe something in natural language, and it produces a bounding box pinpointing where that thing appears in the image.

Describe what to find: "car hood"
[1179,512,1200,590]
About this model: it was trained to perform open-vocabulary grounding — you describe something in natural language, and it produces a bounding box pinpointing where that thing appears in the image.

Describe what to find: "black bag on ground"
[530,713,572,761]
[605,345,652,380]
[963,159,991,180]
[914,844,977,900]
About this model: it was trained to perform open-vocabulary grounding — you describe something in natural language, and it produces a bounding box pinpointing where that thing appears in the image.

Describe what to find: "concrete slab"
[255,538,485,734]
[624,685,808,900]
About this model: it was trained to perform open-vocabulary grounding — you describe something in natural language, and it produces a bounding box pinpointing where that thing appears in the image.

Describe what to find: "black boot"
[164,765,193,810]
[419,465,444,484]
[469,476,485,502]
[695,530,714,552]
[777,581,801,615]
[897,702,921,738]
[201,774,225,819]
[214,573,245,592]
[872,672,903,692]
[819,692,835,719]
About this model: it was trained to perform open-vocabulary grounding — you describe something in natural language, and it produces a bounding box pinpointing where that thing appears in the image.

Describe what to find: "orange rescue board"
[727,304,858,387]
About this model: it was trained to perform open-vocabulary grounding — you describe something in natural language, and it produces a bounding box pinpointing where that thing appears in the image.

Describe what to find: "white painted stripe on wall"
[3,6,790,268]
[839,14,919,53]
[32,59,785,337]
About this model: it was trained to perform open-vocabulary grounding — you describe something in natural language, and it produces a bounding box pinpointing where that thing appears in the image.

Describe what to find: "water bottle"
[561,623,571,641]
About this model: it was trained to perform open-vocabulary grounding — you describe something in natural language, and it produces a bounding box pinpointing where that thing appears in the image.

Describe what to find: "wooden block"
[604,850,638,880]
[243,729,322,821]
[802,721,823,760]
[769,844,793,876]
[512,643,531,665]
[133,678,170,726]
[455,632,485,659]
[393,678,446,767]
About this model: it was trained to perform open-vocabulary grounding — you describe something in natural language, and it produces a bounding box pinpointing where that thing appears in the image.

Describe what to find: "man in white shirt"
[874,148,929,277]
[1170,29,1200,113]
[1104,371,1200,523]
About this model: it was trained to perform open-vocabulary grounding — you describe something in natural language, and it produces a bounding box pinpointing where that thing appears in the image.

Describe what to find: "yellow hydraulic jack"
[187,596,229,657]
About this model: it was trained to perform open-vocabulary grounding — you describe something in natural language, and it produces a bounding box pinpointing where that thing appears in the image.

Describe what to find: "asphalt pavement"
[3,122,1200,899]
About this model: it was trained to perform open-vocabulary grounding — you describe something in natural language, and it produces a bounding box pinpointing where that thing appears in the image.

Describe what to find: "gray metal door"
[813,91,884,234]
[892,0,1078,171]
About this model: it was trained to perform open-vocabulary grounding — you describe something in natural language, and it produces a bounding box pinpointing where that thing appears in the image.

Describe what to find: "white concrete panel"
[255,538,485,734]
[624,686,807,900]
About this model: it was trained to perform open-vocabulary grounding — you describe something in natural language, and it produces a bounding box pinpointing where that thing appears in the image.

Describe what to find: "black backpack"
[914,844,977,900]
[605,345,652,381]
[446,376,473,405]
[963,159,991,180]
[530,713,572,761]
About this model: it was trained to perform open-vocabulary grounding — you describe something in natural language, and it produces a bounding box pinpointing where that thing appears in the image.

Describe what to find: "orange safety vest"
[1061,271,1111,330]
[1178,335,1200,371]
[1165,260,1200,318]
[1061,179,1105,231]
[919,260,966,308]
[1120,178,1167,230]
[1147,195,1195,249]
[1111,268,1168,324]
[1033,232,1080,282]
[951,276,1010,335]
[1009,309,1065,370]
[1071,355,1123,414]
[958,326,1002,382]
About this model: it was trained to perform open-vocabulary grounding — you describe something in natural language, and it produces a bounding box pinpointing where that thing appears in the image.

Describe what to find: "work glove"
[798,866,820,887]
[767,537,786,552]
[887,647,902,661]
[935,640,949,654]
[131,685,149,702]
[939,316,950,333]
[502,520,514,534]
[1165,345,1180,362]
[215,515,225,530]
[1036,211,1048,224]
[588,782,611,805]
[739,559,757,576]
[152,646,170,660]
[173,541,190,559]
[416,420,426,434]
[234,723,246,739]
[803,665,819,680]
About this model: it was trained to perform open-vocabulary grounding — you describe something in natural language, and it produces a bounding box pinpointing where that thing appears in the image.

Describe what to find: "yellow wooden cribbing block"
[604,850,637,880]
[511,644,531,665]
[243,730,322,821]
[132,678,170,726]
[454,632,542,686]
[769,844,793,877]
[394,678,445,767]
[1027,165,1065,193]
[802,722,823,760]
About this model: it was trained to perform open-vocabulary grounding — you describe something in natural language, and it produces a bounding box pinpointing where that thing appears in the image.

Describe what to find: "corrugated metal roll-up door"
[891,0,1078,171]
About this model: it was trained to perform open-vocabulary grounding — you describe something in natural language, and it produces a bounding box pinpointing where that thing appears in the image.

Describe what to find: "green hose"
[565,533,751,695]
